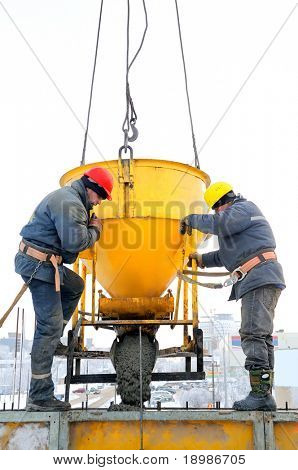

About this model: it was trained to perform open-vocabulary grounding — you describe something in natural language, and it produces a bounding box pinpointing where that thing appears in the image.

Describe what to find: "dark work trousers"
[22,267,84,401]
[239,285,281,371]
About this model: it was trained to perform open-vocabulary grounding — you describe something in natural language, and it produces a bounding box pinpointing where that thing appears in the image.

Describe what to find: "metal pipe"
[183,280,188,346]
[213,320,228,408]
[171,249,185,330]
[139,326,143,450]
[11,307,20,405]
[80,318,193,325]
[222,336,228,408]
[212,359,215,407]
[17,308,25,409]
[92,259,96,324]
[26,369,30,399]
[86,360,89,409]
[72,258,80,329]
[191,259,198,329]
[80,263,87,349]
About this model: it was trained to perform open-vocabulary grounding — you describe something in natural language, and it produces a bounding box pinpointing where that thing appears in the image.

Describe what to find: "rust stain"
[0,423,20,450]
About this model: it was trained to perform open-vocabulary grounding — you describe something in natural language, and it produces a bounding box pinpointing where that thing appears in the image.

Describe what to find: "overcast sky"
[0,0,297,347]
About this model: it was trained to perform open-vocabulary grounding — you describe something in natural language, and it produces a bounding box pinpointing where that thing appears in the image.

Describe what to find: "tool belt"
[19,240,62,292]
[224,250,277,287]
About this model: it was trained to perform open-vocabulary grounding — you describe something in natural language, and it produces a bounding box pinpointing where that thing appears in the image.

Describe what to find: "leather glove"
[187,252,205,269]
[179,217,192,236]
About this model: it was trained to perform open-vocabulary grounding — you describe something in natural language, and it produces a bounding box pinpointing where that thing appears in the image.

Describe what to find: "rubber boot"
[233,370,276,411]
[26,396,71,411]
[54,341,69,355]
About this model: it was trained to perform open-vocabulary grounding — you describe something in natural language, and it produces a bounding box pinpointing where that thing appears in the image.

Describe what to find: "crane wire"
[80,0,104,166]
[122,0,148,149]
[174,0,200,169]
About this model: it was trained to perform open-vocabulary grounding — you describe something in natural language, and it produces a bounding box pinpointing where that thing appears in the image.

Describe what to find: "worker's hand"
[187,252,205,269]
[89,215,103,234]
[179,217,192,236]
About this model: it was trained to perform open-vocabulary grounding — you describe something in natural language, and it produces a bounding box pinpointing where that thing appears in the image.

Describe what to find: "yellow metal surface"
[79,263,87,349]
[100,295,174,318]
[91,259,96,323]
[274,422,298,449]
[0,423,49,450]
[69,419,254,450]
[60,159,210,299]
[192,259,198,329]
[183,280,189,345]
[72,258,79,329]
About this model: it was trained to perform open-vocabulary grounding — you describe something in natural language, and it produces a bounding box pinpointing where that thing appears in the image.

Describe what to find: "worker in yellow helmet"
[180,182,286,411]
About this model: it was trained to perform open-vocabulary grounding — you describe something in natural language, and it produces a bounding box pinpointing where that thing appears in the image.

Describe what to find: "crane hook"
[128,121,139,142]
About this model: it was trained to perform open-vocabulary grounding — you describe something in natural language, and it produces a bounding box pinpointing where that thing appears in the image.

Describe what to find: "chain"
[25,260,43,286]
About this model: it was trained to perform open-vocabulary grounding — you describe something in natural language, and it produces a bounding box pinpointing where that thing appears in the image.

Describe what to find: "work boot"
[233,370,276,411]
[26,396,71,412]
[54,341,69,355]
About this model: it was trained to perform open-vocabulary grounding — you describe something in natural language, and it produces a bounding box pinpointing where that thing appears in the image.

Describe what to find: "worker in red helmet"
[14,167,113,411]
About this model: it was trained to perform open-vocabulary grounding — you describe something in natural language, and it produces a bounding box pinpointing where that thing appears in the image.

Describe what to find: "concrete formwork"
[62,410,265,450]
[264,411,298,450]
[0,410,297,450]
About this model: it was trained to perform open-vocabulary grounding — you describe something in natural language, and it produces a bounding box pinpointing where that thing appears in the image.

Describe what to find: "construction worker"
[180,182,285,411]
[15,167,113,411]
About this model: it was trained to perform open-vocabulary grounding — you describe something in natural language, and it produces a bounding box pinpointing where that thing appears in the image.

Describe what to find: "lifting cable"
[174,0,200,169]
[121,0,148,153]
[80,0,104,166]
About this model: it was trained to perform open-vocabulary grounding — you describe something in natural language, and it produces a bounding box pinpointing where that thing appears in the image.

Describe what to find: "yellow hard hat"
[204,182,233,209]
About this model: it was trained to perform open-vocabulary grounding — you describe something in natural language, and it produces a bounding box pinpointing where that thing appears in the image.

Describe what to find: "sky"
[0,0,297,348]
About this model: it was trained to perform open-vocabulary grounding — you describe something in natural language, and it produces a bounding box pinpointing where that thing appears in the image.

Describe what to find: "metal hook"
[128,122,139,142]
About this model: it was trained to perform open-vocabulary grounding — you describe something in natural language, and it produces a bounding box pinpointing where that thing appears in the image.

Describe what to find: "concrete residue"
[109,333,158,410]
[0,423,49,450]
[108,403,144,412]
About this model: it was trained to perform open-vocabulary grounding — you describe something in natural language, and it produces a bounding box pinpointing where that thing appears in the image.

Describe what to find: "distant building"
[0,333,32,355]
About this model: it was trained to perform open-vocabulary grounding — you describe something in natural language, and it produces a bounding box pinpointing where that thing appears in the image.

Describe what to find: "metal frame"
[63,241,207,402]
[60,409,266,450]
[0,411,60,449]
[2,409,298,449]
[263,410,298,450]
[64,318,205,400]
[0,409,266,450]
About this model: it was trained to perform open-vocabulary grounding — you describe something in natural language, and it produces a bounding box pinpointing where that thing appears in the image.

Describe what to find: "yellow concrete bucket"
[60,158,210,299]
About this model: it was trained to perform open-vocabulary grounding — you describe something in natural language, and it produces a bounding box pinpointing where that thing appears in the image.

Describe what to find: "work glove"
[89,214,103,235]
[179,216,192,236]
[187,252,205,269]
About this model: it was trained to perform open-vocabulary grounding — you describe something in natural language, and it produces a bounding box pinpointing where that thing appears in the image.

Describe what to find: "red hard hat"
[84,167,113,201]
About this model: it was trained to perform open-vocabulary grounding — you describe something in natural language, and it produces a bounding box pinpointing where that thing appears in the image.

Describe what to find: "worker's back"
[15,179,98,285]
[215,196,285,300]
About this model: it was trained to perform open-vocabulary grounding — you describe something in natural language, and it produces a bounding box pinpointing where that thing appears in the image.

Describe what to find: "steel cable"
[174,0,200,169]
[80,0,104,166]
